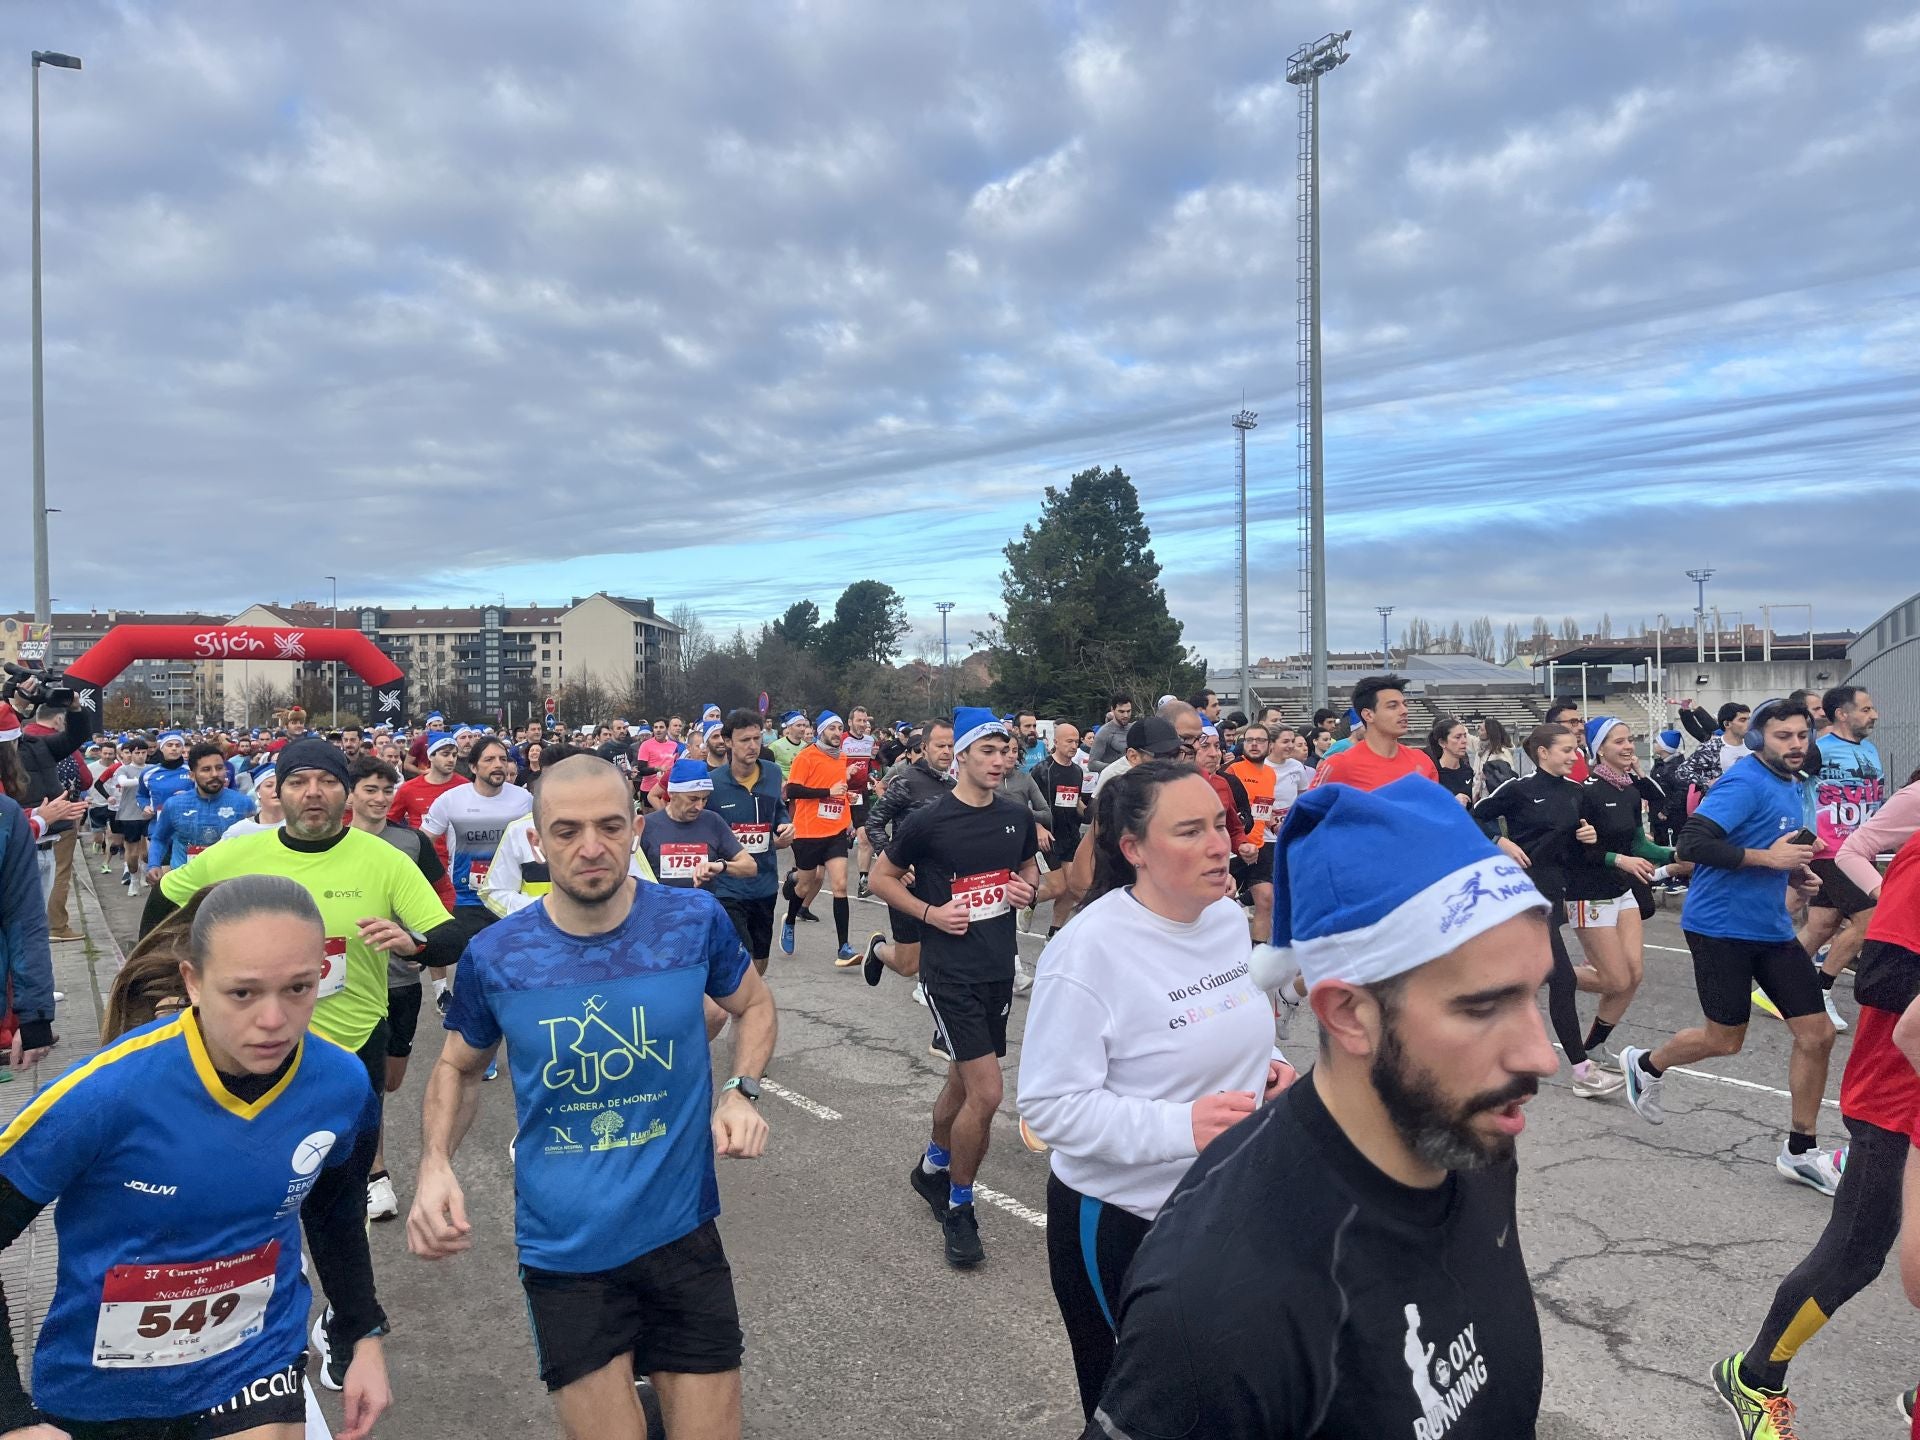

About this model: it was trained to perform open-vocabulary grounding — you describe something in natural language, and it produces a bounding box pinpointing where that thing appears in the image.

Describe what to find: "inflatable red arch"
[63,625,408,724]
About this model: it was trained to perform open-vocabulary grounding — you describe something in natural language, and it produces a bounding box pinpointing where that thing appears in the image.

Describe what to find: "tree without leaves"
[989,465,1202,718]
[1469,616,1496,661]
[1500,622,1523,664]
[1559,616,1582,643]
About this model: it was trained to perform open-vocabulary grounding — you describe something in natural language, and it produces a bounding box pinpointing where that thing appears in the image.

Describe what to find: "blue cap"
[952,706,1010,754]
[667,758,714,793]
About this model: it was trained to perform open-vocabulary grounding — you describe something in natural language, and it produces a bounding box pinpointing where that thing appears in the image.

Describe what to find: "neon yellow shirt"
[160,828,452,1050]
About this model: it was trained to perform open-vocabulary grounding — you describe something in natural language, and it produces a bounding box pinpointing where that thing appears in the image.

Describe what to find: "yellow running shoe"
[1750,987,1783,1021]
[1712,1352,1799,1438]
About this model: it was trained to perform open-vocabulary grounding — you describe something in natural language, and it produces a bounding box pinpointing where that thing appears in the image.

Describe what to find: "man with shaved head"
[412,751,778,1440]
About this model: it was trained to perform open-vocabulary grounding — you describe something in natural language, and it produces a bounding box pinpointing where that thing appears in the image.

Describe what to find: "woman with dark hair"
[1476,716,1517,799]
[1427,716,1474,806]
[1473,724,1623,1100]
[0,872,392,1436]
[1017,761,1292,1417]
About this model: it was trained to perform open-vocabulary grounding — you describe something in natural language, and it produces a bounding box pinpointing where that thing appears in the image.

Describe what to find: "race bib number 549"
[94,1240,278,1368]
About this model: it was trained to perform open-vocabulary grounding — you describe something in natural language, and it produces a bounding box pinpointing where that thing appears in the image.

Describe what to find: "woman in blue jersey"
[0,874,391,1440]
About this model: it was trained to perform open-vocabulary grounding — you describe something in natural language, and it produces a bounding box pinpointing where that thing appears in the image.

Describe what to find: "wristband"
[923,902,931,923]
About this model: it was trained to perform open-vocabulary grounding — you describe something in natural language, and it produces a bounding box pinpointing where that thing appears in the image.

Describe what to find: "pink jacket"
[1836,780,1920,897]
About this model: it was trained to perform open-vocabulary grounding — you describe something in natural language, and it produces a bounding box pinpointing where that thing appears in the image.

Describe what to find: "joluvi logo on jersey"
[538,993,675,1097]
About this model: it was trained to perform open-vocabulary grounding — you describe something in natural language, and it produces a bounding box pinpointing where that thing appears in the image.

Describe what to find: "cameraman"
[5,669,94,901]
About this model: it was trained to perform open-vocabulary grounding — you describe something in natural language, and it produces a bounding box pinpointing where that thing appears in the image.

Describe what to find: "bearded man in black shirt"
[1087,777,1557,1440]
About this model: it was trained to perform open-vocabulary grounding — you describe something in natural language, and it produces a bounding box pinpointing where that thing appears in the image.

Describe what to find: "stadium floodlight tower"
[1287,29,1351,713]
[1232,408,1259,717]
[1686,567,1715,658]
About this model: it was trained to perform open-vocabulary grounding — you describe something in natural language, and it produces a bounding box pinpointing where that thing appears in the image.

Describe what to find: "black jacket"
[17,706,93,840]
[865,759,953,854]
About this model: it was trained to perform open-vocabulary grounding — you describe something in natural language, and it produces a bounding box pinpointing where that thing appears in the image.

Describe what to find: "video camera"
[2,661,77,709]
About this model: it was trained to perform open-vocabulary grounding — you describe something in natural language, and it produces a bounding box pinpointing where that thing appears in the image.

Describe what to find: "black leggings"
[1046,1172,1152,1418]
[1743,1114,1905,1391]
[1545,914,1588,1066]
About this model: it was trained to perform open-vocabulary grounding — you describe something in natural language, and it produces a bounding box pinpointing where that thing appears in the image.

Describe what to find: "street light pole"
[936,602,955,715]
[1376,605,1394,666]
[30,50,82,627]
[325,575,338,723]
[1686,567,1715,664]
[1232,409,1258,717]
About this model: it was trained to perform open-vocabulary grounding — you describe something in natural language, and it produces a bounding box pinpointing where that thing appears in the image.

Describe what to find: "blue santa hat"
[425,710,445,727]
[1345,708,1362,729]
[425,731,457,755]
[666,758,714,793]
[815,710,842,730]
[952,706,1010,755]
[1584,716,1628,756]
[780,710,804,727]
[1250,777,1547,994]
[1655,728,1683,755]
[157,730,185,747]
[701,704,721,721]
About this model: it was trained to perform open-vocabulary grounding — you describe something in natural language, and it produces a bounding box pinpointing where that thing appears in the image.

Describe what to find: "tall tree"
[819,581,911,670]
[989,465,1202,717]
[1500,622,1522,664]
[1559,616,1582,643]
[1469,615,1496,661]
[771,600,822,651]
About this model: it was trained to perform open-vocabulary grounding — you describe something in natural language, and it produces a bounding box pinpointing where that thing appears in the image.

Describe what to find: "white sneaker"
[1822,989,1849,1033]
[366,1173,398,1222]
[911,981,928,1007]
[1619,1045,1665,1124]
[1012,961,1033,996]
[1776,1144,1843,1197]
[1570,1063,1625,1099]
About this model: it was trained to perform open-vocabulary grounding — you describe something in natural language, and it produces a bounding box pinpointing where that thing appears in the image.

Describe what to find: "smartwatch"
[720,1075,762,1103]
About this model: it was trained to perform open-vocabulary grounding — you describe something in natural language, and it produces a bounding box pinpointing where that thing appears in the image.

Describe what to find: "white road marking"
[759,1079,843,1121]
[974,1184,1047,1229]
[1555,1044,1838,1110]
[1645,943,1691,954]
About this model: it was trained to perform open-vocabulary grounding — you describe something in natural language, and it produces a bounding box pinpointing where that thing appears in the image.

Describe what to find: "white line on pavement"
[759,1079,843,1121]
[974,1184,1047,1230]
[1555,1044,1838,1110]
[1645,943,1691,954]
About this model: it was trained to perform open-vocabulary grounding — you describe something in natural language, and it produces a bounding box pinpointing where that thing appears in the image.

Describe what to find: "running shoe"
[1898,1385,1915,1424]
[367,1174,398,1223]
[1775,1144,1843,1197]
[1751,987,1783,1021]
[909,1161,950,1222]
[1019,1118,1049,1154]
[798,905,819,923]
[1822,989,1849,1033]
[857,874,870,899]
[1012,960,1033,996]
[1619,1046,1665,1124]
[911,981,928,1007]
[780,921,795,956]
[944,1203,985,1268]
[98,861,111,874]
[928,1030,950,1060]
[1711,1352,1799,1438]
[1570,1064,1625,1100]
[863,932,887,987]
[834,943,860,966]
[310,1309,347,1392]
[433,983,450,1017]
[483,1057,500,1082]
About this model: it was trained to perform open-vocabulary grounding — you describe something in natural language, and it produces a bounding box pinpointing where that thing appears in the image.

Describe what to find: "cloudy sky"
[3,1,1916,664]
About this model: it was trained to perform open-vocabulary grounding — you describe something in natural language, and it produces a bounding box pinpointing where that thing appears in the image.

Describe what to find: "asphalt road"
[69,862,1915,1440]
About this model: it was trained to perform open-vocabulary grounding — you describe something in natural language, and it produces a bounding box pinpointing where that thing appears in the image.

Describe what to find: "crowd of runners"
[0,661,1914,1438]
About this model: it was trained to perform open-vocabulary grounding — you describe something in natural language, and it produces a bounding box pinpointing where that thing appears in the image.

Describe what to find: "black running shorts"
[47,1354,307,1439]
[86,805,111,831]
[1232,842,1276,894]
[520,1220,744,1391]
[1685,930,1823,1027]
[790,833,851,870]
[924,977,1015,1063]
[1807,858,1875,917]
[387,980,423,1059]
[721,894,776,960]
[110,818,149,841]
[888,904,923,946]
